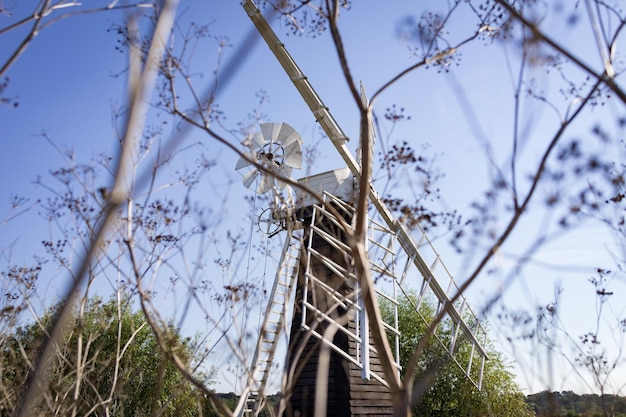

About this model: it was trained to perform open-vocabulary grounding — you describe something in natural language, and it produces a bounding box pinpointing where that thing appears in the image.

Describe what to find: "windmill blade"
[258,173,275,194]
[242,168,259,189]
[283,141,303,169]
[251,131,267,148]
[260,123,282,143]
[280,164,293,178]
[235,152,256,171]
[275,123,301,147]
[276,165,293,189]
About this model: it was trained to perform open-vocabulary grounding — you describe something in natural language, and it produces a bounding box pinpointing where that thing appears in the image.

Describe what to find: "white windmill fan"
[235,122,303,194]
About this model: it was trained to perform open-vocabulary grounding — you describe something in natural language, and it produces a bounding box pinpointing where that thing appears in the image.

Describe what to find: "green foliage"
[382,291,533,417]
[0,294,213,417]
[527,390,626,417]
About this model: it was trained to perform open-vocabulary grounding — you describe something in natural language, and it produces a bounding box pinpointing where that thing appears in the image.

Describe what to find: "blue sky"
[2,0,626,396]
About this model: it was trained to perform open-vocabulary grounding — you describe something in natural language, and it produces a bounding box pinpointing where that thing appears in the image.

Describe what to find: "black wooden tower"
[284,184,395,417]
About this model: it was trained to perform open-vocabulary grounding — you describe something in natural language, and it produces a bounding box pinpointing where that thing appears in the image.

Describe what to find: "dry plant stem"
[0,200,38,226]
[0,0,51,79]
[126,20,267,195]
[277,314,334,417]
[71,310,87,417]
[404,78,603,399]
[126,240,234,417]
[351,132,402,394]
[35,3,156,32]
[280,291,356,417]
[353,241,410,417]
[493,0,626,106]
[109,305,147,404]
[510,50,528,208]
[0,2,154,78]
[14,2,178,415]
[15,173,114,417]
[314,320,342,417]
[584,0,614,78]
[325,0,360,105]
[325,0,403,400]
[324,2,447,414]
[371,32,482,104]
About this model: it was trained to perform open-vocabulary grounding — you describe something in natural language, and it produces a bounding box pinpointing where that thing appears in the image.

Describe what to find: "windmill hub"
[260,143,285,166]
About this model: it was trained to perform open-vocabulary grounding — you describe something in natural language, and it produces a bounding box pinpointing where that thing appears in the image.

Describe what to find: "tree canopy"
[527,390,626,417]
[0,294,213,417]
[383,291,534,417]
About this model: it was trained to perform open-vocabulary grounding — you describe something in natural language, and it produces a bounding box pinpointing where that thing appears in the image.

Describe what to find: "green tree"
[1,293,213,417]
[383,291,533,417]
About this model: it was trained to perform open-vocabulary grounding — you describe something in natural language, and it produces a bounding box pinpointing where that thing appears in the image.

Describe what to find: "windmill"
[236,1,490,416]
